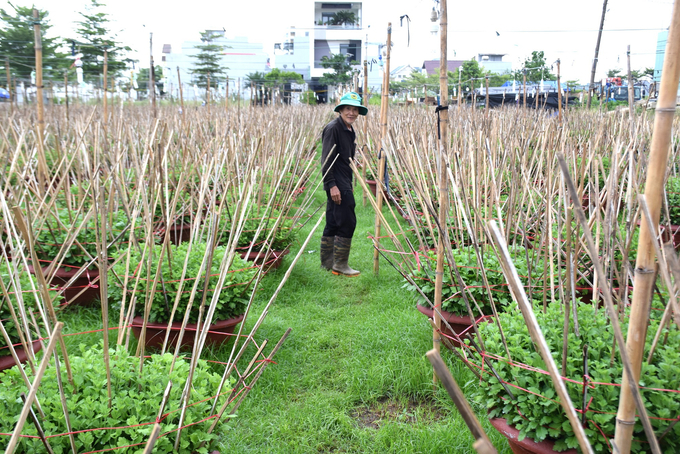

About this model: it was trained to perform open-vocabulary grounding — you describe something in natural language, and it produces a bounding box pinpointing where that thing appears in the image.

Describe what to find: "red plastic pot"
[29,264,100,307]
[131,314,245,350]
[489,417,577,454]
[0,340,43,374]
[416,304,479,348]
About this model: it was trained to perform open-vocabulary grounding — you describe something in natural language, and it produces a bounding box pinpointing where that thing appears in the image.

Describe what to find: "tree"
[137,65,164,94]
[264,69,303,104]
[191,30,228,90]
[515,51,555,83]
[319,53,358,86]
[0,5,67,83]
[245,71,266,104]
[453,59,485,93]
[606,68,622,78]
[74,0,133,82]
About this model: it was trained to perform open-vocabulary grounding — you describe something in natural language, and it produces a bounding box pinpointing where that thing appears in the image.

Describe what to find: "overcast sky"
[2,0,674,82]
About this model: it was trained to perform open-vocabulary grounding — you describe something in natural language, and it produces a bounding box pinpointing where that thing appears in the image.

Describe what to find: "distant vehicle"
[607,77,623,86]
[600,85,641,102]
[0,88,8,99]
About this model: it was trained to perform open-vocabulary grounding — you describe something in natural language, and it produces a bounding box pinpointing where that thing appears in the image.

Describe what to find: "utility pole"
[587,0,608,109]
[150,32,156,119]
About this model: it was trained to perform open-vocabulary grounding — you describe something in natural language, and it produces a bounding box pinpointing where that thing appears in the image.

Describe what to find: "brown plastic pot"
[239,249,289,270]
[489,417,577,454]
[29,264,100,307]
[0,340,43,374]
[131,314,245,350]
[416,304,478,348]
[156,222,193,246]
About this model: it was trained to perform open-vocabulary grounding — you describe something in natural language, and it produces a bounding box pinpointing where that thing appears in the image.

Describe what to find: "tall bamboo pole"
[614,0,680,451]
[522,69,527,108]
[177,66,184,115]
[484,75,489,117]
[150,32,156,119]
[362,59,369,207]
[33,9,44,138]
[226,76,229,112]
[372,23,391,275]
[64,71,68,122]
[588,0,608,109]
[557,59,562,122]
[627,44,635,134]
[5,57,12,115]
[433,0,449,386]
[103,49,108,123]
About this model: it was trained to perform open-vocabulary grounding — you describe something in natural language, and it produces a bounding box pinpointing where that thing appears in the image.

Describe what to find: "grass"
[57,179,512,453]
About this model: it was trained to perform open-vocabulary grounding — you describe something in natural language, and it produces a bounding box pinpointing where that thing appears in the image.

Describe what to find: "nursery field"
[0,102,679,453]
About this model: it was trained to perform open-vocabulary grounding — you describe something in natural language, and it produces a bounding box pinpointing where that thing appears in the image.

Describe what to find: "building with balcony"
[477,53,512,74]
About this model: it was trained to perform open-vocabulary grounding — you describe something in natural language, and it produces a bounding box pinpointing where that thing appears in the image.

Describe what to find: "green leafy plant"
[403,245,547,316]
[665,176,680,225]
[221,208,296,252]
[35,208,136,268]
[0,262,60,356]
[0,343,231,452]
[108,242,257,323]
[471,302,680,452]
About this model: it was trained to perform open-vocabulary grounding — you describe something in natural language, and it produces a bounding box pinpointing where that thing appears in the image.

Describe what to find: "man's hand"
[330,186,342,205]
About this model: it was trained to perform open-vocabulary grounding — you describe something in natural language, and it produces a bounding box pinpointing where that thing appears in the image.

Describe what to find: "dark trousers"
[322,189,356,238]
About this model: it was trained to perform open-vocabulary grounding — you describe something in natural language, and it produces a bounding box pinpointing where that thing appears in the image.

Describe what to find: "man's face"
[339,106,359,128]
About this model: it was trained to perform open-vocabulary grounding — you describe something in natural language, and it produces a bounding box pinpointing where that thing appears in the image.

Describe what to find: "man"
[320,91,367,276]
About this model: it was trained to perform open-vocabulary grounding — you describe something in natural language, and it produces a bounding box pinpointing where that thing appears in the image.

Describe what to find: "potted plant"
[471,302,680,453]
[404,245,547,346]
[32,208,136,306]
[109,241,258,349]
[0,344,230,452]
[220,207,296,270]
[0,261,59,372]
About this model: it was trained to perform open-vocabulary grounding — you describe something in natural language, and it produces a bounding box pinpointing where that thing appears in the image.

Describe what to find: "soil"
[351,396,444,430]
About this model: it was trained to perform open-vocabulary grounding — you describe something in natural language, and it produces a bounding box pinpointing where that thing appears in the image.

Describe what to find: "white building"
[477,53,512,75]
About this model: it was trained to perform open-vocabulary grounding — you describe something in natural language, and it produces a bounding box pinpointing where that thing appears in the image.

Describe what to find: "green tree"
[319,53,357,86]
[0,5,67,83]
[137,65,164,94]
[264,68,303,104]
[191,30,228,90]
[515,51,555,83]
[606,68,622,78]
[453,59,485,93]
[74,0,132,82]
[245,71,266,104]
[486,72,514,88]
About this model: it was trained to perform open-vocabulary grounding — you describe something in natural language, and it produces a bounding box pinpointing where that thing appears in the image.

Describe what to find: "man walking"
[320,92,367,276]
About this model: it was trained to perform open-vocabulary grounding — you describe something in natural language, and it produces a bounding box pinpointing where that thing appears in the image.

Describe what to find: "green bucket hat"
[334,92,368,116]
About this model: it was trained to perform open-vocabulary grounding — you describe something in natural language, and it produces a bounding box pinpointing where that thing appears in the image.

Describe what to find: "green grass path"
[219,185,513,453]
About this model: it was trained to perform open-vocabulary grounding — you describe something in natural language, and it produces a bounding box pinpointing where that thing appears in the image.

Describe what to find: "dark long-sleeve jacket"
[321,116,356,192]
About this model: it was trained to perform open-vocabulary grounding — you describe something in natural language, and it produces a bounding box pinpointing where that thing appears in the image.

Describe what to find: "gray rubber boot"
[320,236,334,271]
[332,236,360,276]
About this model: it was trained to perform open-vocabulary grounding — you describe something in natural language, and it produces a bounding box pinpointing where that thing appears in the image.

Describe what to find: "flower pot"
[156,222,193,246]
[28,264,100,307]
[131,314,245,350]
[489,417,577,454]
[416,304,478,348]
[0,340,43,374]
[239,249,289,270]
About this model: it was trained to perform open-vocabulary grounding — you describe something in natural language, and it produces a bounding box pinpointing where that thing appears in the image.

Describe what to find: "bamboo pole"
[150,32,156,119]
[372,23,391,275]
[557,59,562,122]
[64,71,68,122]
[177,66,184,115]
[226,75,229,112]
[103,49,108,123]
[522,69,527,108]
[627,45,635,134]
[432,0,449,386]
[587,0,608,109]
[5,322,63,454]
[5,57,12,116]
[427,349,497,454]
[614,1,680,450]
[363,59,368,208]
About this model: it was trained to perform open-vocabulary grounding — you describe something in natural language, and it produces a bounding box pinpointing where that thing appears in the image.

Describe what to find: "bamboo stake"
[5,322,63,454]
[614,2,680,450]
[372,23,391,275]
[363,59,368,208]
[103,49,108,123]
[426,349,497,454]
[177,66,184,115]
